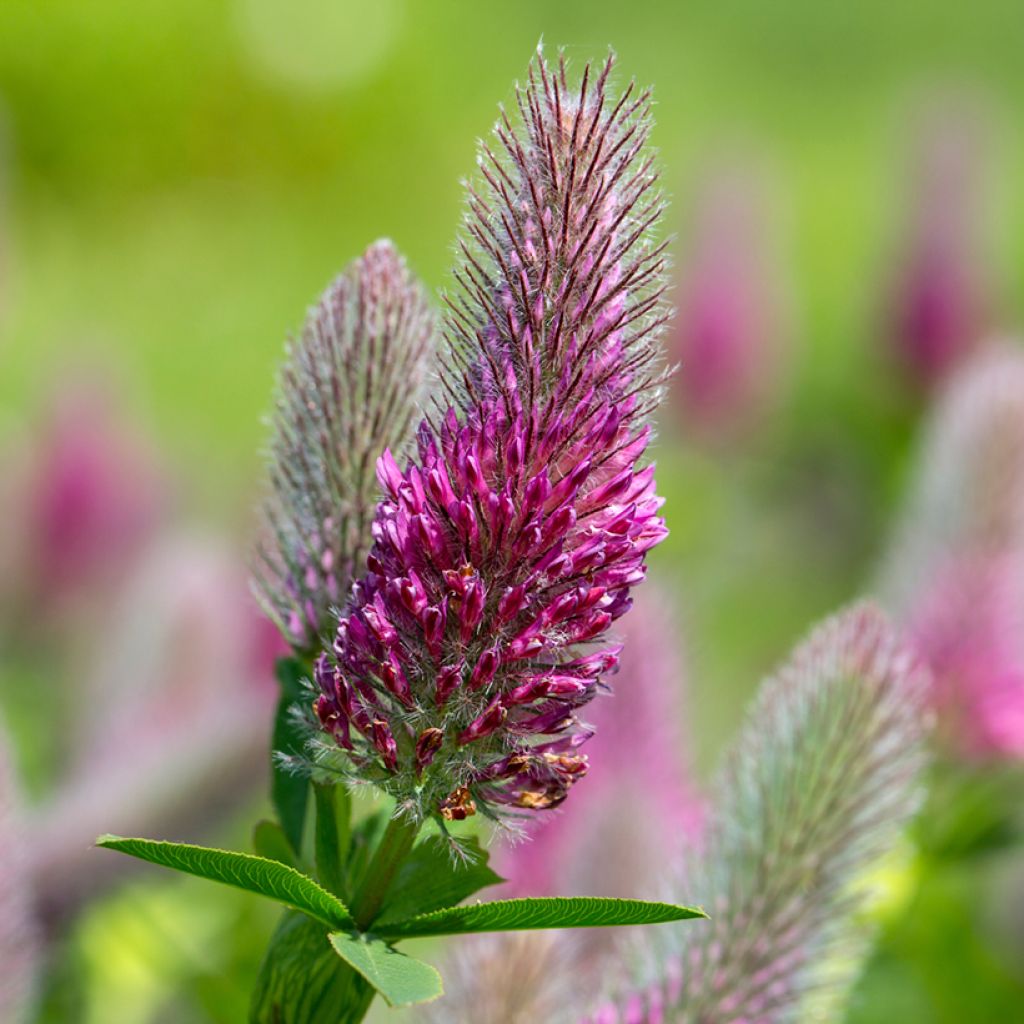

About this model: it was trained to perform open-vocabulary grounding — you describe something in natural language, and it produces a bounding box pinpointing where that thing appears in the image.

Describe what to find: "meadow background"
[1,2,1023,1021]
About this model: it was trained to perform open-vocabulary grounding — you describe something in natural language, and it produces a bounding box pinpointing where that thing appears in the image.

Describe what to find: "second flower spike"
[254,240,438,653]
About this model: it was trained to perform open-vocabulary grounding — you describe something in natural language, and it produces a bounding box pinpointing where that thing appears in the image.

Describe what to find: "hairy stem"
[314,783,351,898]
[350,813,421,929]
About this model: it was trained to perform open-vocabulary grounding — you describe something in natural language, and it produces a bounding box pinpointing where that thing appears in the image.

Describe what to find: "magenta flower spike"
[0,720,38,1024]
[585,604,930,1024]
[878,344,1024,759]
[495,587,704,897]
[254,240,438,653]
[314,48,671,824]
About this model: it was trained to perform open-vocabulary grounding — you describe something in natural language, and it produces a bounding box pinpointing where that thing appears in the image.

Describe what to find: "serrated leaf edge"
[96,834,353,930]
[372,895,707,939]
[327,931,444,1008]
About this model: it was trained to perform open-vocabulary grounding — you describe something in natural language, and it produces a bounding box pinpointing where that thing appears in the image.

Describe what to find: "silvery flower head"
[314,48,672,825]
[587,603,930,1023]
[254,240,437,652]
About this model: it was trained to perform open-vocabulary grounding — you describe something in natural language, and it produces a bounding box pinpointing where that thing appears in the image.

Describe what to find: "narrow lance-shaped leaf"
[96,836,353,931]
[373,896,704,940]
[328,931,443,1008]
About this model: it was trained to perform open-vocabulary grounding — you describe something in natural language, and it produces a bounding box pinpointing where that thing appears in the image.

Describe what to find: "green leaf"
[273,657,311,857]
[327,931,442,1008]
[373,896,706,939]
[253,820,298,869]
[96,836,353,930]
[374,835,504,928]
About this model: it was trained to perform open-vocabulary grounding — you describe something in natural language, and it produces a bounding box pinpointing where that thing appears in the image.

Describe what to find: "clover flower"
[420,932,577,1024]
[586,604,930,1023]
[10,381,164,621]
[314,48,671,824]
[254,240,437,652]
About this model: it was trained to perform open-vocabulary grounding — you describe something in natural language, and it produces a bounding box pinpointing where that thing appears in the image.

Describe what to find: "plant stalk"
[350,813,421,930]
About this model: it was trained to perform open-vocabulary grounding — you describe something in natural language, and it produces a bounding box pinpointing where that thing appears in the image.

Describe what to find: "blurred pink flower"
[30,534,283,916]
[887,99,993,389]
[906,554,1024,760]
[19,380,165,618]
[673,162,788,439]
[494,587,703,898]
[0,719,38,1023]
[878,344,1024,759]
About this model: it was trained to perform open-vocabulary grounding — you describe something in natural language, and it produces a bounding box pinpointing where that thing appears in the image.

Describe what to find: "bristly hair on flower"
[439,45,672,425]
[312,47,673,828]
[585,603,931,1024]
[253,240,437,653]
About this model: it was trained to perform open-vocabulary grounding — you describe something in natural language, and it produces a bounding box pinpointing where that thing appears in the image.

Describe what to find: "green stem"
[350,813,421,930]
[250,911,374,1024]
[314,783,351,899]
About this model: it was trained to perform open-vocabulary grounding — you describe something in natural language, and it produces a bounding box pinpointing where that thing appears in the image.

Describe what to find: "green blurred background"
[2,1,1023,1021]
[3,0,1023,756]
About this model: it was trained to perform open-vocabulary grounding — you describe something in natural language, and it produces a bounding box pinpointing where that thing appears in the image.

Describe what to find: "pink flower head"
[315,49,671,823]
[25,381,164,611]
[425,592,702,1022]
[908,554,1024,759]
[887,98,992,389]
[673,161,788,438]
[254,240,437,653]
